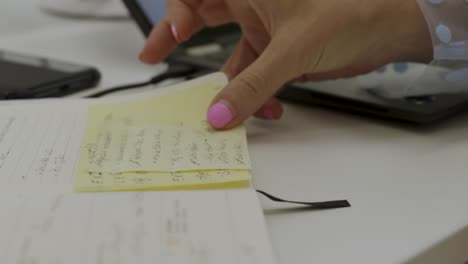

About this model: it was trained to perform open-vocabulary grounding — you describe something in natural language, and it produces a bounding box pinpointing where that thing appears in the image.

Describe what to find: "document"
[0,189,276,264]
[0,74,276,264]
[75,81,252,192]
[0,101,88,192]
[0,73,251,192]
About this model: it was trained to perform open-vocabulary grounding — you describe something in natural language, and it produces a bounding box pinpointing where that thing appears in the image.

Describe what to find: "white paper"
[0,101,87,192]
[0,189,275,264]
[0,74,221,192]
[0,74,276,264]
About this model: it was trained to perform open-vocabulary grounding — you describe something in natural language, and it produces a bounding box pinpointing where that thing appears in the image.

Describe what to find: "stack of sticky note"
[75,83,252,192]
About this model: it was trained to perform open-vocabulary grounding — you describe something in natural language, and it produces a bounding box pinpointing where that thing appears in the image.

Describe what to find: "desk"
[1,1,468,263]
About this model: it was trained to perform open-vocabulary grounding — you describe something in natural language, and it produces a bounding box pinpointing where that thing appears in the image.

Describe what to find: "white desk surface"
[1,1,468,263]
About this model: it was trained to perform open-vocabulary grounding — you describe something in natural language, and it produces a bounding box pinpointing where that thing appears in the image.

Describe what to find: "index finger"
[139,0,203,64]
[139,19,178,64]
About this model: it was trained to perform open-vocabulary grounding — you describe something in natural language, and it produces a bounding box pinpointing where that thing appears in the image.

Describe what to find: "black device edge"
[276,85,468,124]
[121,0,241,46]
[7,67,101,99]
[121,0,153,36]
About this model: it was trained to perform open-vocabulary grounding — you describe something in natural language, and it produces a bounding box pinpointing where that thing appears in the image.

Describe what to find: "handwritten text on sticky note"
[87,124,250,173]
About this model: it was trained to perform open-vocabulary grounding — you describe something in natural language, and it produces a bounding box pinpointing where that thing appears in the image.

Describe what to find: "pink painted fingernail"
[138,51,147,63]
[171,25,180,42]
[264,109,275,120]
[207,101,234,129]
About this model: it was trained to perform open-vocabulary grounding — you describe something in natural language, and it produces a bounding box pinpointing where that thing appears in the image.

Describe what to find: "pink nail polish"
[171,25,179,42]
[138,51,147,63]
[207,102,234,129]
[264,109,275,120]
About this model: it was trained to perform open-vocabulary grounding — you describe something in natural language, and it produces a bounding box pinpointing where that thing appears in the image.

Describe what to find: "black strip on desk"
[256,190,351,209]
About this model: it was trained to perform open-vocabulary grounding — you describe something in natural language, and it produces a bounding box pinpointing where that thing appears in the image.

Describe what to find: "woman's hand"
[140,0,432,129]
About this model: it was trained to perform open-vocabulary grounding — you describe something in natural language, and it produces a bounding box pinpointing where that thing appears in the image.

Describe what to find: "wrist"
[372,0,433,63]
[392,0,433,62]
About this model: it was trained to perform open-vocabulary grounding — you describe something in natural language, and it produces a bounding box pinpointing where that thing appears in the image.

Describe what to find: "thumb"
[221,37,258,80]
[222,38,284,121]
[207,38,300,129]
[207,37,298,129]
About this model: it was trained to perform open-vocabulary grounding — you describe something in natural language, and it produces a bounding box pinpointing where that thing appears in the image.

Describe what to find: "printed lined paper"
[0,102,87,192]
[0,189,275,264]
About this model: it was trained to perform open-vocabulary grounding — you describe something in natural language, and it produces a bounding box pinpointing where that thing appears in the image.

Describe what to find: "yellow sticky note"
[88,124,251,173]
[75,83,252,192]
[76,170,251,192]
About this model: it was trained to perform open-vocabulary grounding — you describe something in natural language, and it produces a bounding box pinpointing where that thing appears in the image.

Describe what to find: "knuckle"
[237,72,268,98]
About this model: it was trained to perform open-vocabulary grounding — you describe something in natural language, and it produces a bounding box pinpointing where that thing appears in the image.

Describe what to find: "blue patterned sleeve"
[370,0,468,98]
[409,0,468,96]
[417,0,468,60]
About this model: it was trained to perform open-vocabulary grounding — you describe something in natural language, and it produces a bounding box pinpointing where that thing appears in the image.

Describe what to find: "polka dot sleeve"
[407,0,468,96]
[417,0,468,60]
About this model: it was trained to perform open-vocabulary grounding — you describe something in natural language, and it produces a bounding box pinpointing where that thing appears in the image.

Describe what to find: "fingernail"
[264,109,275,120]
[171,25,180,42]
[138,51,147,62]
[207,101,234,129]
